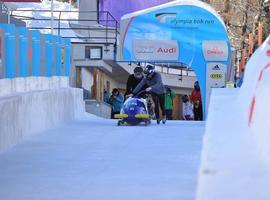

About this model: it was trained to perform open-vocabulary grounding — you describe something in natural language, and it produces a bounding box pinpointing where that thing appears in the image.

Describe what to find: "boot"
[162,115,166,124]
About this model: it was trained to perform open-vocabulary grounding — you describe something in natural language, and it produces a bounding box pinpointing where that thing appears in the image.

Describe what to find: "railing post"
[51,0,54,34]
[58,11,62,36]
[7,8,10,24]
[115,21,118,46]
[106,11,108,45]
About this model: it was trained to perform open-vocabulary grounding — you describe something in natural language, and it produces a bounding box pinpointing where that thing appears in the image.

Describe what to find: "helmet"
[134,67,144,79]
[134,66,143,73]
[112,88,119,94]
[182,95,189,103]
[165,85,171,92]
[194,81,200,90]
[144,65,155,77]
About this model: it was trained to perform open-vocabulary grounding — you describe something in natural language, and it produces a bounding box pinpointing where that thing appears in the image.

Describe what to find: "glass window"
[85,46,102,60]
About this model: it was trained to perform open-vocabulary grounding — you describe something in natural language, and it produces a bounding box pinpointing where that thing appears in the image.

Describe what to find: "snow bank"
[5,0,75,11]
[238,38,270,122]
[239,37,270,167]
[0,77,85,153]
[242,37,270,166]
[196,37,270,200]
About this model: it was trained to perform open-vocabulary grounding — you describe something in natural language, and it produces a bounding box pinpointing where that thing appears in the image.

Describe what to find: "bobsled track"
[1,39,270,200]
[0,112,204,200]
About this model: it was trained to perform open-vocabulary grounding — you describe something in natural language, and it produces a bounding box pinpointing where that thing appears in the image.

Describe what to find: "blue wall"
[0,24,71,78]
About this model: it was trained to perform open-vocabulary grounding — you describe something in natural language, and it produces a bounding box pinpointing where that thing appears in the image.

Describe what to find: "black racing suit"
[132,72,166,119]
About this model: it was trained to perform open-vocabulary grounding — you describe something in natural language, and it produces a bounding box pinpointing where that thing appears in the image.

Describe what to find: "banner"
[133,39,179,61]
[119,0,231,119]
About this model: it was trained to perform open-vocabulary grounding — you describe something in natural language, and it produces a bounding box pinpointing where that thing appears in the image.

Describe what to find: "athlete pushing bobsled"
[115,65,166,125]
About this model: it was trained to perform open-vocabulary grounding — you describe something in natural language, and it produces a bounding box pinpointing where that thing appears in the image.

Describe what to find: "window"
[85,46,102,60]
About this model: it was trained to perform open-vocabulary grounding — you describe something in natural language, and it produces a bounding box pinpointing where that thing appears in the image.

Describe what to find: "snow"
[196,36,270,200]
[5,0,80,39]
[0,115,204,200]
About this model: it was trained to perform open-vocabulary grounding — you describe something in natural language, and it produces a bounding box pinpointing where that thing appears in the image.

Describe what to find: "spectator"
[190,81,203,121]
[182,95,194,120]
[237,68,245,88]
[103,90,110,104]
[128,65,166,124]
[109,88,124,119]
[164,86,176,120]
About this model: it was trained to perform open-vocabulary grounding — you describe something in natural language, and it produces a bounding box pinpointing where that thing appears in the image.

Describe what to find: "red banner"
[0,0,41,2]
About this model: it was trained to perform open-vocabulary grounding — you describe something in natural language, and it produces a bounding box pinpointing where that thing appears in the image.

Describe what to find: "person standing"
[129,65,166,124]
[164,86,176,120]
[190,81,203,121]
[103,90,110,104]
[237,68,245,88]
[182,95,194,120]
[109,88,124,119]
[125,66,144,98]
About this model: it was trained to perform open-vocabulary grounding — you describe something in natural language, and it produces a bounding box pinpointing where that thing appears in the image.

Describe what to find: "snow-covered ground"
[0,115,204,200]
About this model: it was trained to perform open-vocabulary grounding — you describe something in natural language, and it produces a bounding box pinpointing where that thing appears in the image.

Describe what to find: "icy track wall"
[0,77,85,153]
[196,36,270,200]
[239,37,270,167]
[0,22,84,152]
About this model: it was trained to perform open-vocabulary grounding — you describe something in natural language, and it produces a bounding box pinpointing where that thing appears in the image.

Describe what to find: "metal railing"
[1,3,8,14]
[8,9,120,46]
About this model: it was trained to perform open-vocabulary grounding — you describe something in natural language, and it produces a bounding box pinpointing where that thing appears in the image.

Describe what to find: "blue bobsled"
[114,97,151,126]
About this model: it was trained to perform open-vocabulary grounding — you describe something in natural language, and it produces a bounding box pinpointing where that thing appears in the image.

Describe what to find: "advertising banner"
[119,0,231,118]
[202,40,229,61]
[206,62,226,111]
[133,39,179,61]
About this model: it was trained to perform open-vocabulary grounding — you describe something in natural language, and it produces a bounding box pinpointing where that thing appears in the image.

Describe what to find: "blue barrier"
[31,30,41,76]
[45,34,53,77]
[0,24,71,79]
[64,38,71,76]
[18,27,28,77]
[0,24,16,78]
[54,36,62,76]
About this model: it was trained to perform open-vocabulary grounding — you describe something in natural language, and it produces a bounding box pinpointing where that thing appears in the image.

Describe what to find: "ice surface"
[0,115,204,200]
